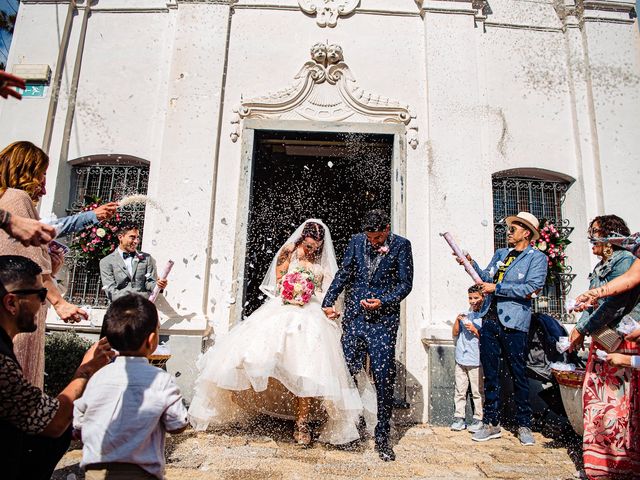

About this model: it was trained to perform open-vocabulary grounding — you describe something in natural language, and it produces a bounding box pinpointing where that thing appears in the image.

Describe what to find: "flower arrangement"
[69,196,124,267]
[531,220,571,285]
[280,268,317,306]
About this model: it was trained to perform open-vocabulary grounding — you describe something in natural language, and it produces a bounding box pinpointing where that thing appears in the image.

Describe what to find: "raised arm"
[576,259,640,307]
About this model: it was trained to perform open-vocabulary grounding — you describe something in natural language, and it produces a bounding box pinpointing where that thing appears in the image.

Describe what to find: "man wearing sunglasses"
[0,255,116,480]
[456,212,547,446]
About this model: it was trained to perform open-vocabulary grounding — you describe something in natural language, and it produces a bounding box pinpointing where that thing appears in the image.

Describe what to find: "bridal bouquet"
[280,268,317,306]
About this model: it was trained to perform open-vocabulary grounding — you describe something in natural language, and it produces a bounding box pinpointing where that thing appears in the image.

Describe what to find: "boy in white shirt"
[450,285,485,433]
[74,294,188,479]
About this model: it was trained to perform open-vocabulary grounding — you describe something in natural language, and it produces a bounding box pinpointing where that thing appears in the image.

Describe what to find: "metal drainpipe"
[42,0,76,155]
[58,0,91,164]
[202,2,234,317]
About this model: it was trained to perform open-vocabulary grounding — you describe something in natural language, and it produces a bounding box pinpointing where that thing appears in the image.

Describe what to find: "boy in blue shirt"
[450,285,485,432]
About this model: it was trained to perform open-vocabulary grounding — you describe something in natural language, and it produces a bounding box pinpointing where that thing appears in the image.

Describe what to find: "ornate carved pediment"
[231,42,418,149]
[298,0,359,28]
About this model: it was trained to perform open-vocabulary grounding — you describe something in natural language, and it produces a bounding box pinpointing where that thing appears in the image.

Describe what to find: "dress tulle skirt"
[188,296,366,445]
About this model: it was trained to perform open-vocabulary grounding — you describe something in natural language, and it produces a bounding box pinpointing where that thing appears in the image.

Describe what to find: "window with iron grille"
[492,175,576,321]
[64,163,149,307]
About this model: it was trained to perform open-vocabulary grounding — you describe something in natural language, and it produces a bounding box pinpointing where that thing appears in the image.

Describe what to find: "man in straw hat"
[456,212,547,446]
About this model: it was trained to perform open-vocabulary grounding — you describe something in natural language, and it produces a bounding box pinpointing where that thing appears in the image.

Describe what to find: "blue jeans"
[480,316,531,428]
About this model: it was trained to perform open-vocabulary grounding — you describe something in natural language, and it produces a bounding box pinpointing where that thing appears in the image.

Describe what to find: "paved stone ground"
[53,418,583,480]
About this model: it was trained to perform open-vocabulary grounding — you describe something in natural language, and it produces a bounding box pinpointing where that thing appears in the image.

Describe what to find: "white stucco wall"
[2,0,638,420]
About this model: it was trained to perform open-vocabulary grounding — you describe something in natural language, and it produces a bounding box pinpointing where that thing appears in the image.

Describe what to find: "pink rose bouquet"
[280,268,317,306]
[531,220,571,285]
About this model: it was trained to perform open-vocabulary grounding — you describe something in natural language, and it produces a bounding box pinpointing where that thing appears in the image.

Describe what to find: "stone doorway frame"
[230,118,409,401]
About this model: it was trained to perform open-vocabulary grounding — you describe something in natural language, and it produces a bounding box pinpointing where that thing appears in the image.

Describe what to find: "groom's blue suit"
[322,233,413,444]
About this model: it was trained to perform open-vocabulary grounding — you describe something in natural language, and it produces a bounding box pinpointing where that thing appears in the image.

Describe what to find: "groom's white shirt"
[118,247,134,277]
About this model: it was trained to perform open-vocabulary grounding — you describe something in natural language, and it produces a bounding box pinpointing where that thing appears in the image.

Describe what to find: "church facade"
[1,0,639,424]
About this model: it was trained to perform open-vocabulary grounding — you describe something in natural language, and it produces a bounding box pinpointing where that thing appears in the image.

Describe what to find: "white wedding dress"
[188,241,365,444]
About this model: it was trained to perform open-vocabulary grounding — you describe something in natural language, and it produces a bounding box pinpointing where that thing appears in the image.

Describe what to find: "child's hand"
[464,322,479,337]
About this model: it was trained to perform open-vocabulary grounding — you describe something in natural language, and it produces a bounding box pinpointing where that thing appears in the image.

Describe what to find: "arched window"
[492,169,576,321]
[64,156,150,307]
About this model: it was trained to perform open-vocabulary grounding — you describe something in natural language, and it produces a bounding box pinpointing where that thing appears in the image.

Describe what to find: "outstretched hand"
[0,71,26,100]
[93,202,119,221]
[568,327,585,352]
[574,290,599,311]
[78,337,118,377]
[5,215,56,246]
[625,327,640,344]
[452,251,472,265]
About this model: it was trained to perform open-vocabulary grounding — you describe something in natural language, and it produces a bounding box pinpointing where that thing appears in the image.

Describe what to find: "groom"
[322,210,413,461]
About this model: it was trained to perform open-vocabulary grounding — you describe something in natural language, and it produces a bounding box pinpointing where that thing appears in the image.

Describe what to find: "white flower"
[95,228,106,238]
[537,241,547,252]
[496,261,505,268]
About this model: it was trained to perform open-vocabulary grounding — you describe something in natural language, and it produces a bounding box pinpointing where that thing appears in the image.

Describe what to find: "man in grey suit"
[99,225,168,302]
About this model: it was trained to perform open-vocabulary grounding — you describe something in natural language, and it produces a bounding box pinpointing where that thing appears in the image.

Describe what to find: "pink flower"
[378,245,390,255]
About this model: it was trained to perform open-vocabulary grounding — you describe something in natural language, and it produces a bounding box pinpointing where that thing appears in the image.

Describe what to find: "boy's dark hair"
[468,284,484,295]
[362,209,390,232]
[102,294,158,352]
[0,255,42,297]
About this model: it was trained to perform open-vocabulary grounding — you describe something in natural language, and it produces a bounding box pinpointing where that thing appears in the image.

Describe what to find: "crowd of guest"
[450,210,640,479]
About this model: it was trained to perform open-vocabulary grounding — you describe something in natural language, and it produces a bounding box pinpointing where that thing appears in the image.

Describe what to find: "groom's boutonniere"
[377,245,390,255]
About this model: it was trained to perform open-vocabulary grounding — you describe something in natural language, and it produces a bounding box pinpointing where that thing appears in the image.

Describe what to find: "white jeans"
[454,363,484,420]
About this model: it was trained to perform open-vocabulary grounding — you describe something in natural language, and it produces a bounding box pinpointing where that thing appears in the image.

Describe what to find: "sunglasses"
[8,287,48,303]
[508,223,525,233]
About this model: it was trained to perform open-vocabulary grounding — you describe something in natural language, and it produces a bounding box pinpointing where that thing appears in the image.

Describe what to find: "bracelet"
[0,209,11,230]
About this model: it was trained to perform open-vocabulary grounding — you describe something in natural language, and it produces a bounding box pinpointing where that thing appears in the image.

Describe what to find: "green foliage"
[44,331,92,397]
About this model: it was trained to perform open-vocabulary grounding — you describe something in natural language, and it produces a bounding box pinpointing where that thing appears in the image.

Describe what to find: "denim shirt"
[454,310,483,367]
[45,211,98,238]
[576,249,640,335]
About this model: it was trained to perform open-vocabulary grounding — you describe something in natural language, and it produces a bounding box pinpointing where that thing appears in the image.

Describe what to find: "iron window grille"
[63,163,149,307]
[492,176,576,321]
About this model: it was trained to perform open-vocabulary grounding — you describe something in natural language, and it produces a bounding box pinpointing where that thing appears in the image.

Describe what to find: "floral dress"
[579,250,640,479]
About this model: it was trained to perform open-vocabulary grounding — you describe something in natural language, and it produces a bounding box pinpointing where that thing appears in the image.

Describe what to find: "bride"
[188,219,364,446]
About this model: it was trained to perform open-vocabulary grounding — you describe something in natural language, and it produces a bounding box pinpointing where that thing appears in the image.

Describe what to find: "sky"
[0,0,18,67]
[0,0,639,67]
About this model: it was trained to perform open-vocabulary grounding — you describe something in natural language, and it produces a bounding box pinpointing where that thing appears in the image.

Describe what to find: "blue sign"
[18,84,46,98]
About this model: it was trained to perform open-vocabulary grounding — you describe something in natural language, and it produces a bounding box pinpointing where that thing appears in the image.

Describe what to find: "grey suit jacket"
[99,249,158,302]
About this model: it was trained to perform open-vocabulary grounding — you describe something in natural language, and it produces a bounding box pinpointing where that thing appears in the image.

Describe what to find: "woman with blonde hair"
[0,140,87,387]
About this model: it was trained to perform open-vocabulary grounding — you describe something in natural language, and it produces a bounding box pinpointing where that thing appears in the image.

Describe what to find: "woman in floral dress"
[569,215,640,479]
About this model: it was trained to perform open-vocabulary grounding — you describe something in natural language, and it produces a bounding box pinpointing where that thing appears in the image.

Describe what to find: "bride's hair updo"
[294,221,325,260]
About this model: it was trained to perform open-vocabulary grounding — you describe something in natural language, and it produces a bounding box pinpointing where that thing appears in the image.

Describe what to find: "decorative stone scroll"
[298,0,359,28]
[230,42,418,149]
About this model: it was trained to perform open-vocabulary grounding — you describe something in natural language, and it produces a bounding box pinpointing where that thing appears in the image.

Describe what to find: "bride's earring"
[603,243,613,259]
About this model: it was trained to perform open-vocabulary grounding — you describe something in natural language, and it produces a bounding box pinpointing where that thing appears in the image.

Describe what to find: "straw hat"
[505,212,541,242]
